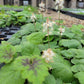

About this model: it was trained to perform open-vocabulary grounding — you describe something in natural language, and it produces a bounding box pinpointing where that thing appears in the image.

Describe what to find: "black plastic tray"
[0,26,20,43]
[60,10,84,20]
[0,9,23,12]
[51,9,84,20]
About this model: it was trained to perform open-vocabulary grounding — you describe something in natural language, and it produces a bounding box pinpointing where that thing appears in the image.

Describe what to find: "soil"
[43,10,84,27]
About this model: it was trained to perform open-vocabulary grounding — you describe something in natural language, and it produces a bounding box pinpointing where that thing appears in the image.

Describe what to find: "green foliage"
[0,65,25,84]
[13,56,49,84]
[26,32,45,44]
[51,55,73,82]
[0,6,84,84]
[74,72,84,84]
[59,39,82,49]
[71,58,84,64]
[35,22,43,31]
[0,8,44,28]
[20,23,35,35]
[63,31,75,39]
[71,64,84,73]
[61,49,76,59]
[21,42,40,56]
[0,42,16,63]
[74,49,84,59]
[43,74,56,84]
[70,25,83,37]
[81,40,84,45]
[8,37,21,46]
[56,79,63,84]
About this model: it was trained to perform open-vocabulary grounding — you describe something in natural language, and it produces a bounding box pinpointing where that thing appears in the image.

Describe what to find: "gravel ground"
[43,10,84,27]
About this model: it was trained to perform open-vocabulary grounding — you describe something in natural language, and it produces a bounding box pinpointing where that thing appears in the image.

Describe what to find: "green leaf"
[43,74,56,84]
[59,39,82,49]
[14,56,49,84]
[70,25,83,37]
[17,16,26,22]
[71,58,84,64]
[61,49,76,59]
[8,37,21,46]
[74,49,84,58]
[43,36,54,43]
[74,72,84,84]
[0,65,25,84]
[38,40,57,51]
[71,64,84,73]
[63,32,75,39]
[35,22,42,31]
[20,23,35,35]
[0,42,16,63]
[51,55,73,82]
[81,40,84,45]
[26,32,45,44]
[15,45,22,53]
[21,42,40,56]
[56,79,63,84]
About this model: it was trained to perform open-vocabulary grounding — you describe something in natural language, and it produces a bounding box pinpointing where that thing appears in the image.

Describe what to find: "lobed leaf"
[0,42,16,63]
[13,56,49,84]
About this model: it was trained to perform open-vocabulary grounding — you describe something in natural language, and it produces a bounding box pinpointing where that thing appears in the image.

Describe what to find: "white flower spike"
[58,27,65,35]
[28,7,31,11]
[55,0,64,10]
[43,19,56,35]
[42,48,55,63]
[39,1,45,12]
[30,13,36,22]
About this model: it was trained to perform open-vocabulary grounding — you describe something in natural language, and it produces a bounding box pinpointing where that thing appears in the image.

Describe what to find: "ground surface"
[43,10,84,27]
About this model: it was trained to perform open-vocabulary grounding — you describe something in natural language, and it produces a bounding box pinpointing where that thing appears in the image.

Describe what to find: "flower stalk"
[42,19,56,48]
[46,19,50,48]
[31,13,37,31]
[58,27,65,39]
[55,0,64,26]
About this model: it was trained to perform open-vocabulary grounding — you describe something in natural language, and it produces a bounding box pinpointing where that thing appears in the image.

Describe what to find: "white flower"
[42,19,56,35]
[30,13,36,22]
[58,27,65,35]
[38,10,41,14]
[42,48,55,63]
[55,0,64,10]
[28,7,31,11]
[39,1,45,8]
[51,21,55,25]
[39,1,45,12]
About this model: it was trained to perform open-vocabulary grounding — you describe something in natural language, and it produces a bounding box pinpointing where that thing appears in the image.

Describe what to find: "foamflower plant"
[42,48,55,63]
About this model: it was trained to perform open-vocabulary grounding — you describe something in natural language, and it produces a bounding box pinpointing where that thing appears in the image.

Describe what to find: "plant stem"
[47,27,50,48]
[34,22,36,31]
[60,32,62,40]
[42,12,44,20]
[58,10,60,26]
